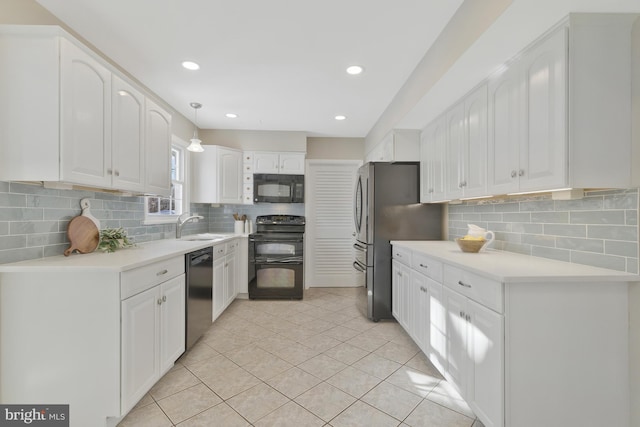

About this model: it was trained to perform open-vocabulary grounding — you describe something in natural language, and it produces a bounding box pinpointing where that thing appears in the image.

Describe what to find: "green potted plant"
[98,227,135,253]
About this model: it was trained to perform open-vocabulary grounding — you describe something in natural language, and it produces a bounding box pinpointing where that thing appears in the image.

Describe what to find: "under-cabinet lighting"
[507,188,573,196]
[225,113,238,118]
[335,115,347,121]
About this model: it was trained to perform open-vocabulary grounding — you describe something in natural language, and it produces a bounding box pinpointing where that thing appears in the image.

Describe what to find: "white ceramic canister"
[234,220,245,234]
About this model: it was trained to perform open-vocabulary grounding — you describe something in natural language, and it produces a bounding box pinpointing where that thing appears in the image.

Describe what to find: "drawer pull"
[157,298,163,305]
[396,253,402,258]
[458,280,472,288]
[419,263,428,269]
[466,314,471,322]
[162,295,167,302]
[459,310,464,317]
[156,269,168,276]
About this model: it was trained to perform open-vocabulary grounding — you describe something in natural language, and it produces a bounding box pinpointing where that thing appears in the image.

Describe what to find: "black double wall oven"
[248,215,305,299]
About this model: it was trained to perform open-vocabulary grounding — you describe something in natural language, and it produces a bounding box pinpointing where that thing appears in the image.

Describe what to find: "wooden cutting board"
[64,215,99,256]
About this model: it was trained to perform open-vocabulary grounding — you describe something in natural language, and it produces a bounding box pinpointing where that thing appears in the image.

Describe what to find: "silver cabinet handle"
[156,269,168,276]
[419,263,428,269]
[519,169,525,176]
[157,298,162,305]
[466,314,471,322]
[162,295,167,302]
[107,168,113,175]
[459,310,464,317]
[398,272,402,277]
[114,170,120,177]
[510,170,517,178]
[458,280,471,288]
[396,253,402,258]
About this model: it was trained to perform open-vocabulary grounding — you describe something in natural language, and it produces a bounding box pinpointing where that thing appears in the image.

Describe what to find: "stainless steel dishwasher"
[185,247,213,349]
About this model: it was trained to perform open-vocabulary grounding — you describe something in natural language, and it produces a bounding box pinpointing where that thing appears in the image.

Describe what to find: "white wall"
[306,137,364,160]
[199,129,306,152]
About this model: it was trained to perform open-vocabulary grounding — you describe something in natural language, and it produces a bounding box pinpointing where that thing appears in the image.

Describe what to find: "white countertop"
[0,233,247,273]
[391,240,640,283]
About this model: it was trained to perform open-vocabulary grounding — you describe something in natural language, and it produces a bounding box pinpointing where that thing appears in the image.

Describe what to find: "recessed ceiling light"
[346,65,364,75]
[225,113,238,118]
[335,115,347,121]
[181,61,200,71]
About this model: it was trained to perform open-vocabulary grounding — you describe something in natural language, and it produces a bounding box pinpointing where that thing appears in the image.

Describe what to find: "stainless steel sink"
[180,234,226,241]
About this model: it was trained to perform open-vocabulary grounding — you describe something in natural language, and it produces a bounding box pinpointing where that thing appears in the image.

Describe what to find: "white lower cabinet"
[394,245,505,427]
[392,242,631,427]
[443,287,503,427]
[121,271,185,415]
[212,240,240,321]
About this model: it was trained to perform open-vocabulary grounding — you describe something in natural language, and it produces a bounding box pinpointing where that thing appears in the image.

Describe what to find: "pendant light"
[187,102,204,152]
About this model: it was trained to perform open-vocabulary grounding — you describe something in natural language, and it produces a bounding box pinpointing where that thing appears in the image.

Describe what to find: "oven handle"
[353,242,367,252]
[254,257,303,264]
[352,260,366,272]
[249,238,304,244]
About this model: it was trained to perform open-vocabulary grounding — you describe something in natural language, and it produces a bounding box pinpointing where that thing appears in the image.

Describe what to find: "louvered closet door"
[305,160,363,287]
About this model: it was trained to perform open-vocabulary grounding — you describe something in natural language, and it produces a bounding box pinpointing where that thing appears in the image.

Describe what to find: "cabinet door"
[391,260,403,322]
[488,64,521,195]
[468,300,504,427]
[254,152,280,174]
[145,99,172,196]
[212,257,226,321]
[421,119,446,203]
[225,253,237,307]
[159,275,185,374]
[463,84,488,198]
[218,148,243,204]
[121,286,160,413]
[428,280,447,374]
[519,28,567,192]
[411,271,430,354]
[59,39,112,188]
[444,287,468,399]
[279,153,306,174]
[112,75,145,192]
[445,104,465,200]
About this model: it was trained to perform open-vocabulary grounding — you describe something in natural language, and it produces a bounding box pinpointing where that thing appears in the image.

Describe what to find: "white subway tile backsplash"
[448,189,639,273]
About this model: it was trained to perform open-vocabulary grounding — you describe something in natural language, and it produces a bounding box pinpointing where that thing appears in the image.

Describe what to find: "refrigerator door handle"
[352,260,366,272]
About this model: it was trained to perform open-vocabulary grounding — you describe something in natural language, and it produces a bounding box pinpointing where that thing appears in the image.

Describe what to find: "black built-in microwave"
[253,174,304,203]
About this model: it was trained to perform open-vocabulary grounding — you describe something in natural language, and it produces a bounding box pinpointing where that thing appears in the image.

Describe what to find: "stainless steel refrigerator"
[353,162,442,321]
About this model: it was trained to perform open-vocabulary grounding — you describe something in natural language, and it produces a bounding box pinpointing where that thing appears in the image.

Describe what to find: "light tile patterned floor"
[118,287,484,427]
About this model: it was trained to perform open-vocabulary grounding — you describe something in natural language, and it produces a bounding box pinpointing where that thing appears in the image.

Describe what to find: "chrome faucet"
[176,213,204,238]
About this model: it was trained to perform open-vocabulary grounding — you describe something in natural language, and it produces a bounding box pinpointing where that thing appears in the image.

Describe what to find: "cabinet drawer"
[226,239,239,254]
[121,256,184,300]
[411,252,443,282]
[392,245,412,267]
[213,243,227,259]
[443,265,503,313]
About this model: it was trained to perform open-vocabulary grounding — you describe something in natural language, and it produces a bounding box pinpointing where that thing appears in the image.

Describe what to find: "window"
[144,137,189,224]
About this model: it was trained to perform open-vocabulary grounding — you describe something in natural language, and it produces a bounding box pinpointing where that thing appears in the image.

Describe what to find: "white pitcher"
[467,224,495,251]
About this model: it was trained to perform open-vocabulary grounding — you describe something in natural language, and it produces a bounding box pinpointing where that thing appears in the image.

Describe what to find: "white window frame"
[143,135,190,225]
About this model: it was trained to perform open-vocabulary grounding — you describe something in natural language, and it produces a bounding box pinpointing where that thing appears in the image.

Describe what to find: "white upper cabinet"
[424,13,640,201]
[112,75,145,193]
[462,84,488,198]
[191,145,243,204]
[488,27,567,195]
[144,99,172,196]
[59,38,112,188]
[420,117,446,203]
[0,25,172,194]
[365,130,421,162]
[254,151,305,174]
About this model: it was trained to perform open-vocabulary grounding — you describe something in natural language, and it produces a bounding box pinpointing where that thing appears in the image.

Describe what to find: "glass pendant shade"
[187,102,204,152]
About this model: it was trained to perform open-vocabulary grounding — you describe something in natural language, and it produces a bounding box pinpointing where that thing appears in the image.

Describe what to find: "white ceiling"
[33,0,640,140]
[35,0,464,137]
